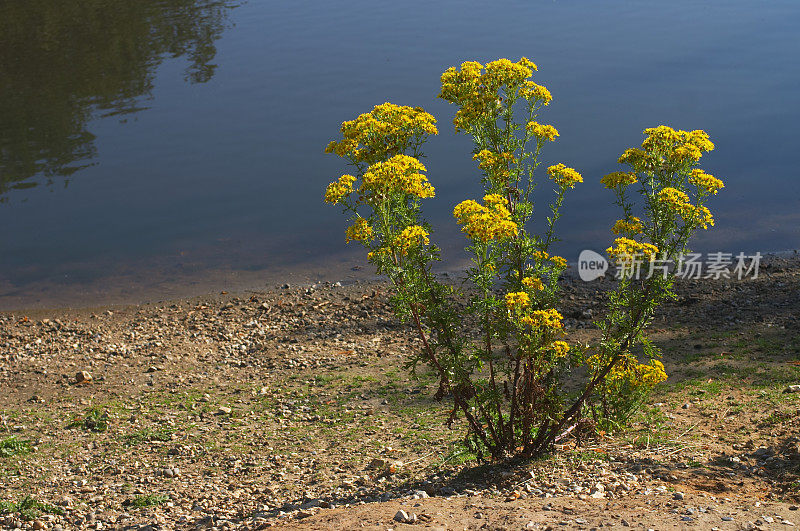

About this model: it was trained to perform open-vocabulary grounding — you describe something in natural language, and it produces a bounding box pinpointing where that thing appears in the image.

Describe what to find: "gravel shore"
[1,253,799,529]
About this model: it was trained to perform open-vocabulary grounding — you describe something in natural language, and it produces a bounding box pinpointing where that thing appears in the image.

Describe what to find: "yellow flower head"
[606,237,659,262]
[600,171,638,189]
[691,205,715,229]
[520,309,564,330]
[324,174,357,204]
[519,81,552,104]
[656,187,704,223]
[325,103,438,164]
[345,217,373,243]
[393,225,430,255]
[484,57,537,88]
[639,126,714,163]
[453,194,518,242]
[526,121,559,142]
[618,149,646,168]
[521,276,544,291]
[504,291,531,310]
[550,340,570,358]
[361,154,435,199]
[689,169,724,195]
[550,255,567,269]
[547,163,583,189]
[611,216,644,236]
[440,57,538,132]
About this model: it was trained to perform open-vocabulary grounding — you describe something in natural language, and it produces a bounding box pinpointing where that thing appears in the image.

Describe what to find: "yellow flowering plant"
[583,124,723,430]
[324,62,723,459]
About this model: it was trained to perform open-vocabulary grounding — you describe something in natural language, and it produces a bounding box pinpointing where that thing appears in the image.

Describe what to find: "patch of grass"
[0,436,32,458]
[68,407,109,433]
[0,496,64,520]
[123,493,170,508]
[122,427,175,446]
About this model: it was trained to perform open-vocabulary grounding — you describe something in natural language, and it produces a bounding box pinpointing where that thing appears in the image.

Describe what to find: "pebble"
[394,510,417,523]
[75,370,92,384]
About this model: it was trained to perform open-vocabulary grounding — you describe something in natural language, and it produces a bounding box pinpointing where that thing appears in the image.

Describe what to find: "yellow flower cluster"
[453,194,518,242]
[439,58,538,131]
[657,188,715,229]
[530,250,566,269]
[617,148,647,167]
[640,126,715,163]
[520,309,564,330]
[692,205,715,229]
[611,217,644,235]
[474,149,515,182]
[547,163,583,189]
[504,291,531,310]
[521,276,544,290]
[610,358,667,387]
[393,225,429,255]
[484,57,538,88]
[345,218,373,243]
[324,103,438,163]
[606,237,659,261]
[324,174,356,204]
[689,169,725,195]
[366,247,389,261]
[361,154,435,198]
[518,81,552,104]
[588,355,667,388]
[526,121,559,142]
[656,187,691,212]
[550,340,570,358]
[601,171,638,189]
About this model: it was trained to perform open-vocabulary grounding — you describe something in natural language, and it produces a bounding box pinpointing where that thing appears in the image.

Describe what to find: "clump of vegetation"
[0,496,64,520]
[324,57,721,459]
[0,436,32,458]
[123,493,170,508]
[122,427,175,446]
[67,407,109,433]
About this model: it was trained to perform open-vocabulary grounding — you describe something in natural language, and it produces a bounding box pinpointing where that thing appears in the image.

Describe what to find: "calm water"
[1,0,799,308]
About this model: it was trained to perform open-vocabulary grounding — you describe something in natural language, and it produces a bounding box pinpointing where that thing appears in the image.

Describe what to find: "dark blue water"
[1,0,799,308]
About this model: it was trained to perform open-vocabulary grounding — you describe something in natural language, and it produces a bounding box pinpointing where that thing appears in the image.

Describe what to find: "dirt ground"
[1,254,799,530]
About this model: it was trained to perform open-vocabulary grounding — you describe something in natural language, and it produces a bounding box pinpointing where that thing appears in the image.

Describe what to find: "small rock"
[784,385,800,393]
[75,371,92,384]
[682,403,691,409]
[217,406,232,415]
[394,510,410,523]
[32,521,45,530]
[673,492,685,500]
[367,458,386,470]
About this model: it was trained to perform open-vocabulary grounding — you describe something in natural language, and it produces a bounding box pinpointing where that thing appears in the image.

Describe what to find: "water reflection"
[0,0,236,199]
